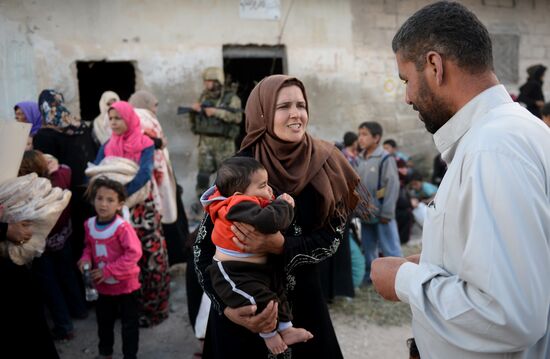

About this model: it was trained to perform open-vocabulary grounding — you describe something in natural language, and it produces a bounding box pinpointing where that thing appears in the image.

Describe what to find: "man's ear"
[425,51,444,86]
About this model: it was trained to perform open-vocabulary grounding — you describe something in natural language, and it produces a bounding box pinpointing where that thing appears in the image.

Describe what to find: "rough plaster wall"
[350,0,436,174]
[0,0,358,209]
[1,0,549,208]
[350,0,550,173]
[0,11,37,120]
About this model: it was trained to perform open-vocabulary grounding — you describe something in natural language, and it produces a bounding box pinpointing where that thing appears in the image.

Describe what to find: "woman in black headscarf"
[518,64,546,118]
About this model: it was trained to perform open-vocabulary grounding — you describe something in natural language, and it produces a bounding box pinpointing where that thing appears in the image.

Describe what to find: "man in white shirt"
[370,2,550,359]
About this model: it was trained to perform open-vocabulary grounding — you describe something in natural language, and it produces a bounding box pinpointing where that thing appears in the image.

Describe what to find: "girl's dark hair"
[215,157,266,197]
[87,177,127,203]
[18,150,49,178]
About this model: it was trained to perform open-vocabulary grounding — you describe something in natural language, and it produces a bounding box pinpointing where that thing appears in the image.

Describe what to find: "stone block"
[375,14,398,29]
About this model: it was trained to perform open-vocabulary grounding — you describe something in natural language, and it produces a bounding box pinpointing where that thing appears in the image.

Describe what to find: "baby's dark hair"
[87,177,127,203]
[215,157,266,197]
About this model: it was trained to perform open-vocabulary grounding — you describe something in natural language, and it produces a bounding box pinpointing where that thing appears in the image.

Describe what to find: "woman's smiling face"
[273,85,308,143]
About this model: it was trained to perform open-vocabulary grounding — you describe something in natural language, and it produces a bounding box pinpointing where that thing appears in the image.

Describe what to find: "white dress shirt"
[395,85,550,358]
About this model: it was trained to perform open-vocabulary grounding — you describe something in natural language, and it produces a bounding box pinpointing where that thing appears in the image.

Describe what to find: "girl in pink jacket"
[79,177,142,359]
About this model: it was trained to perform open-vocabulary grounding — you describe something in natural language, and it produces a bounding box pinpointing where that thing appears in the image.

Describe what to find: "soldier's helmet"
[202,67,225,85]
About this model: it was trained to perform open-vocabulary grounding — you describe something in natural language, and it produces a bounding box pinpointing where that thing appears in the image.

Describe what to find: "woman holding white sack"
[0,122,67,358]
[91,101,170,327]
[129,90,189,266]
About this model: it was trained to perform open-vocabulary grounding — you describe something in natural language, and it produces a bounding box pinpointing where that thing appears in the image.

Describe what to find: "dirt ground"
[56,230,421,358]
[55,269,413,359]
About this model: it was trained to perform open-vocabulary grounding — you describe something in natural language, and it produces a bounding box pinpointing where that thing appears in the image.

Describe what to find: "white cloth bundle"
[0,173,72,265]
[85,156,150,208]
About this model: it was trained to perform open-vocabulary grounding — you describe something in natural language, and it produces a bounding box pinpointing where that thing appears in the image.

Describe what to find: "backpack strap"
[377,154,391,204]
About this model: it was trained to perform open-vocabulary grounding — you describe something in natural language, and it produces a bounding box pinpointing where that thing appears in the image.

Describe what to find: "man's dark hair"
[358,121,383,139]
[392,1,493,73]
[88,177,127,203]
[215,157,266,197]
[541,102,550,117]
[343,131,358,147]
[383,139,397,148]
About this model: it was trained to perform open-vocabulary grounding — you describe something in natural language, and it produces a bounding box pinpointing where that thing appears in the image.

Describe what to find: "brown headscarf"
[240,75,361,228]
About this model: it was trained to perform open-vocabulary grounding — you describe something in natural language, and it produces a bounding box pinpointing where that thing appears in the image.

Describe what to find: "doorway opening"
[76,61,136,121]
[223,45,286,147]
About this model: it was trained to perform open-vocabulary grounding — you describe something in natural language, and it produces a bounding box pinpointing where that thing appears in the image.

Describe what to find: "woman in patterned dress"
[93,101,170,327]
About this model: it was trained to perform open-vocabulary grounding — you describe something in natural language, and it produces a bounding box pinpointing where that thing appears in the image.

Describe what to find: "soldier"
[190,67,242,202]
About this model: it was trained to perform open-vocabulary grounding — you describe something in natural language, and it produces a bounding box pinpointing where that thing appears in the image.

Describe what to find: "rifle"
[177,105,242,115]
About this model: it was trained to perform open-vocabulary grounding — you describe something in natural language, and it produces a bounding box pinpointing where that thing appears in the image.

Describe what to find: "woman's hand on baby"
[224,300,278,333]
[232,222,284,255]
[277,193,295,207]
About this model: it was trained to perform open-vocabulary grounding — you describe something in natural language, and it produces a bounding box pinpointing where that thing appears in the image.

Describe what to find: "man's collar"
[433,84,512,163]
[364,145,385,159]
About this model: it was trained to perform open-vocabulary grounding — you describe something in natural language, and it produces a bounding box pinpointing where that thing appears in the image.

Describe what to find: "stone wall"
[1,0,549,208]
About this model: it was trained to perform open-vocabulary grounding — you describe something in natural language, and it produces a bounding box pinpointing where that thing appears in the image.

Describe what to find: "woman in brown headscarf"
[194,75,363,358]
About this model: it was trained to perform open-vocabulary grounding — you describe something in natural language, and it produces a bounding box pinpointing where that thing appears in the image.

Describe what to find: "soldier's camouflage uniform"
[190,67,242,200]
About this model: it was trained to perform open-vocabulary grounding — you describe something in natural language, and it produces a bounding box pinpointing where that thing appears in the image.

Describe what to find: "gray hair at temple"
[392,1,494,74]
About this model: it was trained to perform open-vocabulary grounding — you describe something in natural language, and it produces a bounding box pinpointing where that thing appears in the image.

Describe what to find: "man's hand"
[204,107,216,117]
[379,217,391,224]
[406,253,421,264]
[6,221,32,245]
[371,257,407,301]
[224,300,278,333]
[231,222,284,255]
[191,103,202,112]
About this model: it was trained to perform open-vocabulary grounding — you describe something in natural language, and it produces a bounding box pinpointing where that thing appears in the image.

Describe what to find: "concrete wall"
[1,0,549,210]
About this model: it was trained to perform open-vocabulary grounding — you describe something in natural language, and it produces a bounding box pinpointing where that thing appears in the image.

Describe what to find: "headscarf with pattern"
[240,75,362,228]
[38,89,81,133]
[104,101,154,163]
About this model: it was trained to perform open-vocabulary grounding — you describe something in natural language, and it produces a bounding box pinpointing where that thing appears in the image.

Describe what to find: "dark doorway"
[223,45,286,148]
[76,61,136,122]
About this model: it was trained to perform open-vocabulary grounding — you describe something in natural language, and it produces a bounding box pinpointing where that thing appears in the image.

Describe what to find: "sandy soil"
[333,314,411,359]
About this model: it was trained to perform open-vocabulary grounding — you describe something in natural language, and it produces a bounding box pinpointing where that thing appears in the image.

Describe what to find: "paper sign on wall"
[240,0,281,20]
